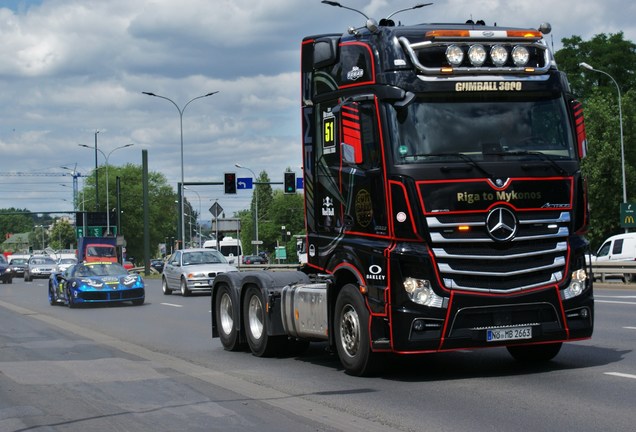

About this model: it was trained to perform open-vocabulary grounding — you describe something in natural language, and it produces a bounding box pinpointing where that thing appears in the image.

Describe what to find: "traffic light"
[224,172,236,194]
[284,172,296,194]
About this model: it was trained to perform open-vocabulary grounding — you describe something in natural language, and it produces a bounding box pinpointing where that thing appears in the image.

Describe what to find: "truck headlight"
[562,269,587,300]
[403,277,445,308]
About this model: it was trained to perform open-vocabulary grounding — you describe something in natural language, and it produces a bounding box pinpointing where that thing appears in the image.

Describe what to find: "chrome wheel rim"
[340,304,360,357]
[248,295,264,339]
[219,293,234,336]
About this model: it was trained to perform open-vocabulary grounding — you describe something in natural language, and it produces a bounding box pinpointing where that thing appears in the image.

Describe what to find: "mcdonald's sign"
[620,203,636,228]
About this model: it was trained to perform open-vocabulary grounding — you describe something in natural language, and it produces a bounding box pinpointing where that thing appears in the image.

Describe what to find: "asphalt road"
[0,277,634,432]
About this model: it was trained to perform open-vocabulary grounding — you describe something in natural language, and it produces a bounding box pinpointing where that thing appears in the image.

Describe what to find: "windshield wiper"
[493,151,569,176]
[420,152,496,180]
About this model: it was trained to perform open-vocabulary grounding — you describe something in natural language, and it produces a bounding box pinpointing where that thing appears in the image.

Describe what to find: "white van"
[593,233,636,262]
[591,232,636,282]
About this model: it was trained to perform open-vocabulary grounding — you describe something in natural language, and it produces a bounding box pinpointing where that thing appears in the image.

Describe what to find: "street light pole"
[235,163,259,254]
[94,130,100,211]
[80,143,134,236]
[184,186,202,247]
[142,91,219,250]
[579,62,626,206]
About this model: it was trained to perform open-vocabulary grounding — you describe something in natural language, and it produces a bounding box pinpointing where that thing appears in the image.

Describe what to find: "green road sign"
[620,203,636,228]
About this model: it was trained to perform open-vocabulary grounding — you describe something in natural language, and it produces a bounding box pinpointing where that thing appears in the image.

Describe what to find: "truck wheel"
[507,342,562,363]
[335,284,384,376]
[215,285,241,351]
[243,285,284,357]
[180,277,190,296]
[162,277,172,295]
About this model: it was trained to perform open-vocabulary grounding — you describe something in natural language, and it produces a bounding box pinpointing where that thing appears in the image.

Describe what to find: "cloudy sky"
[1,0,634,221]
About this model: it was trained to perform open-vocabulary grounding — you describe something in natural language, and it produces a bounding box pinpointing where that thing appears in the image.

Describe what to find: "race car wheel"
[48,282,56,306]
[162,277,172,295]
[243,285,284,357]
[66,287,78,309]
[335,284,384,376]
[215,284,241,351]
[180,277,190,297]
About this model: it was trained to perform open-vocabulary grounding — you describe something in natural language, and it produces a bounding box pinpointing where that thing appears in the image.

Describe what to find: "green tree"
[80,163,179,263]
[556,32,636,97]
[555,33,636,250]
[239,171,273,255]
[49,219,76,250]
[0,208,34,242]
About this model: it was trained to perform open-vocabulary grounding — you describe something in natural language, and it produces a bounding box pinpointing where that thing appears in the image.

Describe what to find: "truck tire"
[243,285,285,357]
[215,285,241,351]
[507,342,562,363]
[162,277,172,295]
[335,284,384,376]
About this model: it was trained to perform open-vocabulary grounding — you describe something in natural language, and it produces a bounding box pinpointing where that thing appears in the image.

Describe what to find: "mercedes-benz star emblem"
[486,207,517,241]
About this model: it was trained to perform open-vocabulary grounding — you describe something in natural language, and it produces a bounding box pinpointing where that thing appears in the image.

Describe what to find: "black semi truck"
[210,4,594,376]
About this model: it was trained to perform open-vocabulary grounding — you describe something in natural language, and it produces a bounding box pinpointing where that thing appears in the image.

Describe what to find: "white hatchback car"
[161,248,237,296]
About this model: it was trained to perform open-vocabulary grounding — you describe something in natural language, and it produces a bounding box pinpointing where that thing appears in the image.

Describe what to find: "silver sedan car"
[161,248,237,296]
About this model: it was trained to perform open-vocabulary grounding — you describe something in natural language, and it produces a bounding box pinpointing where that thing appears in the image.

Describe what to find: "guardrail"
[591,261,636,283]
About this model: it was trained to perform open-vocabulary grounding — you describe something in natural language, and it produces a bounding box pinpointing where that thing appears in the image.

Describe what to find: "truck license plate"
[487,326,532,342]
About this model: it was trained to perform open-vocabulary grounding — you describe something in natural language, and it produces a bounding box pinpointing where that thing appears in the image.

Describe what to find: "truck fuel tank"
[281,283,329,340]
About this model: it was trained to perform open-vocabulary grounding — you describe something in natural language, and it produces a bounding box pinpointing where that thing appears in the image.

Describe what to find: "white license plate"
[487,326,532,342]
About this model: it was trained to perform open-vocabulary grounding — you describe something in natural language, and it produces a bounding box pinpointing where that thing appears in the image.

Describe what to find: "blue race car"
[48,261,145,307]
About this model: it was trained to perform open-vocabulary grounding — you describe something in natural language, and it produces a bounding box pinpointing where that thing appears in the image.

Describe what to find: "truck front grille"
[426,211,570,293]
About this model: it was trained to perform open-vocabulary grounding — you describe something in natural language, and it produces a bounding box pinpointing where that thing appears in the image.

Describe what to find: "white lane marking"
[625,327,636,330]
[596,295,636,299]
[605,372,636,380]
[160,303,183,308]
[595,300,636,305]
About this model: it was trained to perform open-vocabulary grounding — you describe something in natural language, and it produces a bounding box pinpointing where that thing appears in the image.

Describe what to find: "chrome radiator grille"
[426,211,570,293]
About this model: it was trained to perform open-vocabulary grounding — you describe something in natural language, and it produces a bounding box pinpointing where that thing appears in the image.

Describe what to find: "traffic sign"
[209,202,224,218]
[296,177,304,190]
[237,177,253,189]
[251,240,263,245]
[620,203,636,228]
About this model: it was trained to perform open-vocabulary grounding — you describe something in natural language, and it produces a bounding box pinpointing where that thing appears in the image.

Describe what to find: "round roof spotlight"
[468,44,487,67]
[445,45,464,66]
[491,45,508,66]
[511,45,530,66]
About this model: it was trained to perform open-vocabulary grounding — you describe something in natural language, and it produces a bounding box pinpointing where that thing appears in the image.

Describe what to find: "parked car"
[24,255,57,282]
[123,260,135,271]
[162,248,237,296]
[8,256,28,278]
[48,261,145,307]
[150,259,165,273]
[57,257,78,272]
[243,255,267,264]
[0,255,13,284]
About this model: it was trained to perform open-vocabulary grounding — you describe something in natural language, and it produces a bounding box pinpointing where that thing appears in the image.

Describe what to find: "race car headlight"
[121,274,143,288]
[511,45,530,66]
[403,277,445,308]
[445,44,464,66]
[468,44,486,66]
[490,45,508,66]
[562,269,587,300]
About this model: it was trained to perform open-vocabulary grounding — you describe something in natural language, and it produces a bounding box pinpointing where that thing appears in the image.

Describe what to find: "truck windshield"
[390,95,575,163]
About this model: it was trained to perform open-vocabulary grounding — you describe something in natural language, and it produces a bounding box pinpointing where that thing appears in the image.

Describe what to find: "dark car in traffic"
[242,255,267,264]
[8,256,28,278]
[150,259,165,273]
[0,255,13,284]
